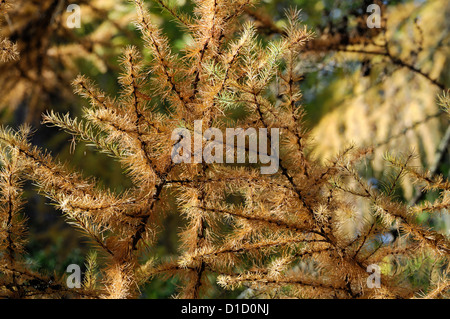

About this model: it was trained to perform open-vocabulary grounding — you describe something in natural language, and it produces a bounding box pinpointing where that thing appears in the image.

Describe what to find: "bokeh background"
[0,0,449,298]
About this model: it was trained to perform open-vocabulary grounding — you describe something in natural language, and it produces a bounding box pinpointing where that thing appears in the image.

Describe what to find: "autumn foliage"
[0,0,449,299]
